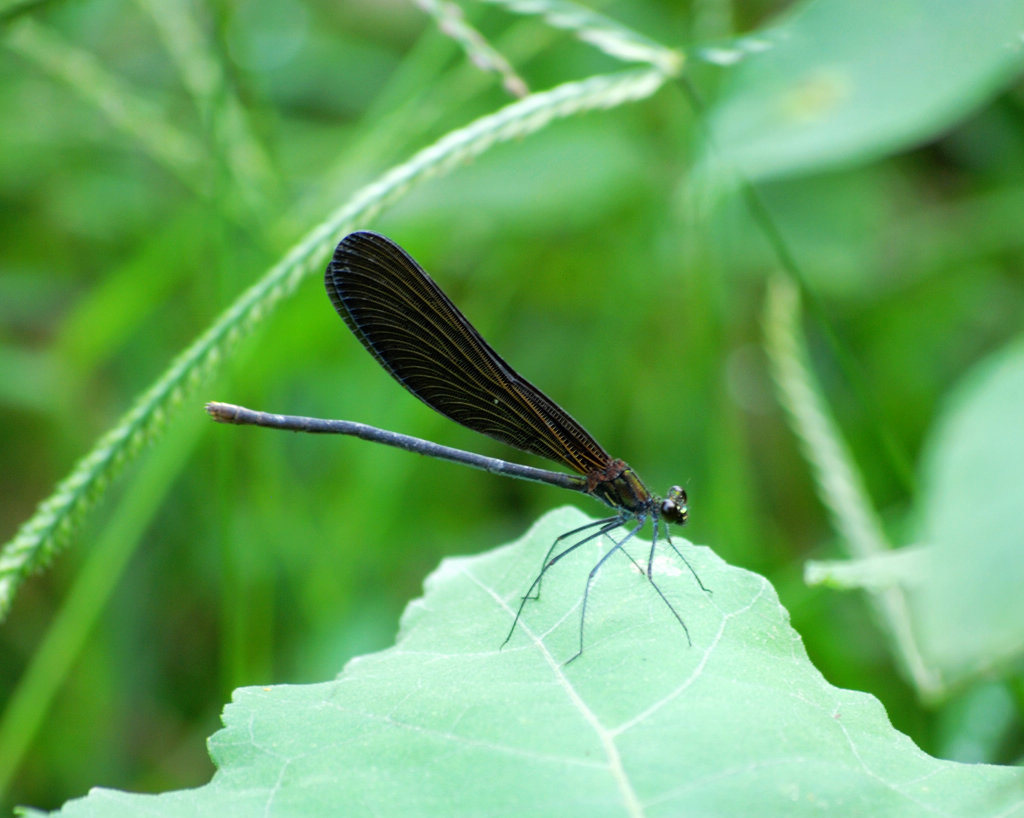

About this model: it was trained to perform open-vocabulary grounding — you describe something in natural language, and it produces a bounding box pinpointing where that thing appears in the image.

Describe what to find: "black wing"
[324,231,611,476]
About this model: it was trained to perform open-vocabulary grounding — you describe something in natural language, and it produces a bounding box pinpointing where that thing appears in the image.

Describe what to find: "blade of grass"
[302,8,565,224]
[0,0,49,25]
[415,0,529,96]
[763,274,942,699]
[474,0,683,74]
[0,413,206,800]
[133,0,279,218]
[5,18,208,193]
[681,77,917,498]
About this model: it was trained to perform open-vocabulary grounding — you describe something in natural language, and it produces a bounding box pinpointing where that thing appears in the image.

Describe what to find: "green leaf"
[701,0,1024,181]
[913,341,1024,685]
[40,508,1022,817]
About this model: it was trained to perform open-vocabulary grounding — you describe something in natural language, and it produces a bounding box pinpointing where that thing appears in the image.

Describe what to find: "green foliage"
[703,0,1024,180]
[1,0,1023,813]
[804,342,1024,699]
[36,509,1024,817]
[914,343,1024,683]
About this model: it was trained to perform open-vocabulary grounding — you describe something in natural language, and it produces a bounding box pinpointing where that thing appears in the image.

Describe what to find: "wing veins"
[325,232,611,474]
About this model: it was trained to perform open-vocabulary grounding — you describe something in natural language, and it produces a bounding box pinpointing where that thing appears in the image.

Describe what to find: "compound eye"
[669,485,687,505]
[660,492,688,525]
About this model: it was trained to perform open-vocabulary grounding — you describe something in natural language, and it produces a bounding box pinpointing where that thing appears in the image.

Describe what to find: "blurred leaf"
[913,340,1024,685]
[40,508,1023,817]
[0,347,58,412]
[701,0,1024,181]
[935,682,1018,763]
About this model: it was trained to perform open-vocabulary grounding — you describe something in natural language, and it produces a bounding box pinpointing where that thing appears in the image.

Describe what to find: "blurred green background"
[1,0,1022,811]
